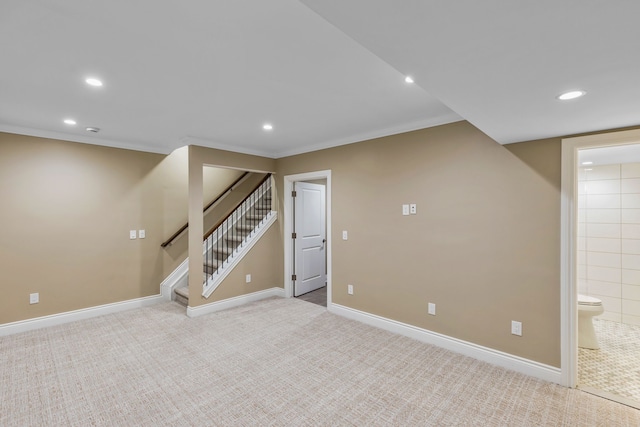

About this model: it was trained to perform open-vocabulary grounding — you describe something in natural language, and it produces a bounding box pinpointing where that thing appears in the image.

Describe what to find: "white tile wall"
[587,252,621,268]
[578,164,640,325]
[621,178,640,193]
[586,180,620,194]
[623,313,640,326]
[622,254,640,270]
[587,194,621,209]
[622,268,640,285]
[586,208,620,223]
[622,163,640,179]
[586,223,621,239]
[587,237,620,253]
[622,224,640,239]
[622,193,640,208]
[586,265,621,283]
[622,209,640,223]
[621,239,640,254]
[584,164,620,181]
[623,284,640,300]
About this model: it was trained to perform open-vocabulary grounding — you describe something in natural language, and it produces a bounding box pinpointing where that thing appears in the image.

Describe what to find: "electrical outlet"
[30,293,39,304]
[428,302,436,315]
[129,230,137,239]
[402,204,409,216]
[245,274,252,283]
[410,204,417,215]
[342,230,348,240]
[347,284,353,295]
[511,320,522,336]
[139,229,146,239]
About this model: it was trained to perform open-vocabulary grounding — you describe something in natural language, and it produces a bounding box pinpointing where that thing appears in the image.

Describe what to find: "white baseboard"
[187,287,285,318]
[0,294,163,337]
[329,303,562,385]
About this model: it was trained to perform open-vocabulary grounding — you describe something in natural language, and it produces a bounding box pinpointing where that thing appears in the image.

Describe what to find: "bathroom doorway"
[562,130,640,408]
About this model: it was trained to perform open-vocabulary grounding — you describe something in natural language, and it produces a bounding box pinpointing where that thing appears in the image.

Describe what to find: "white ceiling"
[1,1,639,157]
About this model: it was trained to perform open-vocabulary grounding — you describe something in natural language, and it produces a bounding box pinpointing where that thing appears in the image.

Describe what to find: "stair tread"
[175,286,189,298]
[204,257,223,266]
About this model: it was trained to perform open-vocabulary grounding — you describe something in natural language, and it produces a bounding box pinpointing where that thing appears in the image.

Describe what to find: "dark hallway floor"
[296,286,327,307]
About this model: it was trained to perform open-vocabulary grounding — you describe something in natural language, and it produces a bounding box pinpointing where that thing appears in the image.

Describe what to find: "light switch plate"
[402,204,410,216]
[30,293,39,304]
[139,229,146,239]
[129,230,137,239]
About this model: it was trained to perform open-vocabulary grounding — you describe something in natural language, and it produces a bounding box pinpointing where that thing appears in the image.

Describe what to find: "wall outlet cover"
[245,274,252,283]
[511,320,522,336]
[30,293,39,304]
[428,302,436,315]
[347,284,353,295]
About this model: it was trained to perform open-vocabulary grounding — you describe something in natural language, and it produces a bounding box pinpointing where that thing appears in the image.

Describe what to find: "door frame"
[560,128,640,387]
[284,170,332,306]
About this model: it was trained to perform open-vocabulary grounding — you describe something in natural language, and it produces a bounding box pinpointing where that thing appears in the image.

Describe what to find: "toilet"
[578,294,604,349]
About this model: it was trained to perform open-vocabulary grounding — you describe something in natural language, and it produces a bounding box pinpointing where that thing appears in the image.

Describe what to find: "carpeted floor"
[1,297,639,426]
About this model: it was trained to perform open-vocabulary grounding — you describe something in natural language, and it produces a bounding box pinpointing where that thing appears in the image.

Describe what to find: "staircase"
[173,174,274,304]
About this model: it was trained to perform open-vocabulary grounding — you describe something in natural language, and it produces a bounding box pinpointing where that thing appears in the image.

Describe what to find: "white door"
[294,181,326,296]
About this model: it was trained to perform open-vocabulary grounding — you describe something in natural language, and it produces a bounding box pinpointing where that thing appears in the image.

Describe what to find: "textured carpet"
[1,298,639,426]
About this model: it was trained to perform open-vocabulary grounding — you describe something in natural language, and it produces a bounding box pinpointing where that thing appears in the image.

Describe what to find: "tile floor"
[578,318,640,405]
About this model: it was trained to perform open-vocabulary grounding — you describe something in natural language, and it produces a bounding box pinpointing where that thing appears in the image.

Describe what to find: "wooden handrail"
[203,173,272,242]
[160,172,250,248]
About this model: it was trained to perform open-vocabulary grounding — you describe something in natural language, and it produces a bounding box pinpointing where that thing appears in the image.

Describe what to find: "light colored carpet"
[1,298,639,426]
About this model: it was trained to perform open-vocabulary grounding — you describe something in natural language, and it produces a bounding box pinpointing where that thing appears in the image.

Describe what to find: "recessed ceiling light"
[263,123,273,131]
[581,161,593,165]
[63,119,76,125]
[404,76,414,84]
[85,77,103,87]
[557,90,586,100]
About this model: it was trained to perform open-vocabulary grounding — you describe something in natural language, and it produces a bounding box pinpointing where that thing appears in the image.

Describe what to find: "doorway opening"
[284,170,332,308]
[562,130,640,409]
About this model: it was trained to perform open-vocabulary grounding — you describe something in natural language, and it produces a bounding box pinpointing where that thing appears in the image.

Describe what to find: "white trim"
[284,170,332,308]
[0,124,172,154]
[273,115,462,158]
[202,211,278,298]
[330,303,562,384]
[0,295,163,337]
[560,128,640,388]
[160,257,189,301]
[187,287,285,318]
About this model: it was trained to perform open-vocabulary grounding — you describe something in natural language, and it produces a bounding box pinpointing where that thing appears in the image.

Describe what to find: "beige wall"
[0,133,260,324]
[0,133,170,323]
[187,145,279,306]
[276,122,562,367]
